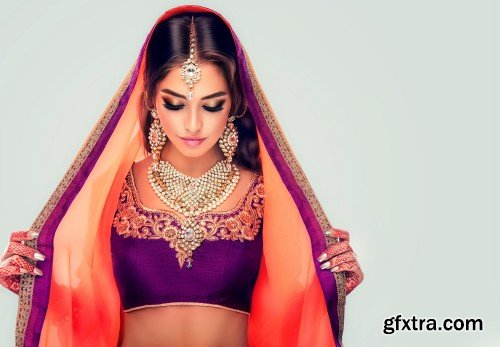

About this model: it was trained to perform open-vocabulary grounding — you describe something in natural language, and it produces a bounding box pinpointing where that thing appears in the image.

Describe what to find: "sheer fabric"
[15,5,346,347]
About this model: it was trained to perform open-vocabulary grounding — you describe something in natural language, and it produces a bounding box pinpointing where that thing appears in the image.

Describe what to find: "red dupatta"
[15,5,346,347]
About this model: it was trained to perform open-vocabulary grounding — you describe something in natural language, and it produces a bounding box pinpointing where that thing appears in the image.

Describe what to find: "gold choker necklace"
[147,158,240,268]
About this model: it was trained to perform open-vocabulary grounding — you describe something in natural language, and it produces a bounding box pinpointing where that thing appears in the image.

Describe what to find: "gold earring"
[235,104,248,119]
[148,108,167,170]
[219,115,238,167]
[218,105,247,167]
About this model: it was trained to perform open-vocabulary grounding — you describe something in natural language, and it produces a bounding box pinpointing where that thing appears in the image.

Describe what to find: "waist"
[121,305,249,347]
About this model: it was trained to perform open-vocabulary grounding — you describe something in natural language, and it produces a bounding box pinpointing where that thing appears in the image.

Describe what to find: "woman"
[0,5,363,347]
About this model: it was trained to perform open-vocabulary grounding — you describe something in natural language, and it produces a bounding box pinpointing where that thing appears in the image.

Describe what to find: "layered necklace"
[147,158,240,268]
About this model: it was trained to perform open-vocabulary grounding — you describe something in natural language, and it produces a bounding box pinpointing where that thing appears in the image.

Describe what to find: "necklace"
[147,158,240,269]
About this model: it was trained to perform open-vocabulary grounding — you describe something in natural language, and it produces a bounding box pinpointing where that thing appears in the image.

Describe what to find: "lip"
[180,137,206,147]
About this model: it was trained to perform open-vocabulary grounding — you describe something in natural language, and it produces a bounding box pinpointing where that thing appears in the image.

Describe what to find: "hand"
[0,230,45,295]
[316,227,363,295]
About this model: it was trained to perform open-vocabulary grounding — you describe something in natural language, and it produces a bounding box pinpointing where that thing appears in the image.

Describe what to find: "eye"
[203,100,225,113]
[163,102,184,111]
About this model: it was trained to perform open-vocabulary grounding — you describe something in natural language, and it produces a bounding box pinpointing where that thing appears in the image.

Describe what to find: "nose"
[184,106,202,134]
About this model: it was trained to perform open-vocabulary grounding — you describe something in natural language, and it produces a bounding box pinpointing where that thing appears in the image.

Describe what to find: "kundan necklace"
[147,158,240,268]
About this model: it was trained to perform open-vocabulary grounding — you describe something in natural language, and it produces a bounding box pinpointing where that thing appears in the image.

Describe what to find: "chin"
[180,150,207,158]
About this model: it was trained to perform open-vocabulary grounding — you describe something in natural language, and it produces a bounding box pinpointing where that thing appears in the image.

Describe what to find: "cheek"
[212,108,231,136]
[157,115,179,135]
[213,117,228,136]
[196,114,229,138]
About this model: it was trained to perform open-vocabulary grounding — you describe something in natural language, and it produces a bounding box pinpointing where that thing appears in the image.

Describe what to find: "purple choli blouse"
[110,168,265,315]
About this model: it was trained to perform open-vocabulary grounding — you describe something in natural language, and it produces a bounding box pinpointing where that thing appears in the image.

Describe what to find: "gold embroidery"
[242,47,346,339]
[112,170,265,268]
[15,62,137,347]
[123,302,250,316]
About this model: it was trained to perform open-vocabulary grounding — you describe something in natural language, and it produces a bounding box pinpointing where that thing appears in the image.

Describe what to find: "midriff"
[120,305,249,347]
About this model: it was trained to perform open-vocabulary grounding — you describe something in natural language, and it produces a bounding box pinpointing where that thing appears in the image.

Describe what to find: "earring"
[218,104,248,167]
[148,108,167,170]
[218,115,238,167]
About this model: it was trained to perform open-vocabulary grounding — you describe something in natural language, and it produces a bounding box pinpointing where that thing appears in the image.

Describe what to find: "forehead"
[157,62,229,97]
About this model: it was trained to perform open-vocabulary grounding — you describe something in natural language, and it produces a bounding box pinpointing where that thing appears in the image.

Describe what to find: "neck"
[160,141,225,178]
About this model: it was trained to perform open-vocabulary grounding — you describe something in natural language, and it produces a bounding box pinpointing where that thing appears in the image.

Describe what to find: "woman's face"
[153,62,232,160]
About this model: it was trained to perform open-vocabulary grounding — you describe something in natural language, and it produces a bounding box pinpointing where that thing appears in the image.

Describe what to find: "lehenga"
[15,5,348,347]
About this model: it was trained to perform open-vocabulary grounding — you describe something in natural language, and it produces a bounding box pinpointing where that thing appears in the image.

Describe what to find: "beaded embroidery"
[112,169,265,269]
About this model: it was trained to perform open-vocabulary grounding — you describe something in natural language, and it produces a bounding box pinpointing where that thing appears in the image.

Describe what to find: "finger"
[10,230,38,242]
[319,251,356,270]
[2,242,45,262]
[316,240,352,262]
[9,255,43,276]
[325,227,350,241]
[330,260,359,273]
[0,263,28,277]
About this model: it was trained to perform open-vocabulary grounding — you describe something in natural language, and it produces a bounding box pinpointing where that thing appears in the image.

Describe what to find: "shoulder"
[131,155,153,178]
[235,164,264,194]
[235,163,256,183]
[127,157,155,207]
[235,164,264,201]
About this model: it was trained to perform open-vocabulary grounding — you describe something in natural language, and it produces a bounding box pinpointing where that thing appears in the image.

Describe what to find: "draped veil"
[15,5,346,347]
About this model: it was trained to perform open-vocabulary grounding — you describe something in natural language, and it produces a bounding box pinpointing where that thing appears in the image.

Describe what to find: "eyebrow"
[161,88,227,100]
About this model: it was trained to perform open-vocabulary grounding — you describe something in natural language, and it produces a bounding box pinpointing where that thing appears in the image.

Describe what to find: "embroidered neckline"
[113,168,265,268]
[128,167,259,221]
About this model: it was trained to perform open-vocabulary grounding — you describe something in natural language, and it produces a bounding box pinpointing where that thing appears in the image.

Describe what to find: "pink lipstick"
[180,137,206,147]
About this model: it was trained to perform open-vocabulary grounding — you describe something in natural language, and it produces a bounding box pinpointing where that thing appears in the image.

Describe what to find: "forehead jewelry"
[180,16,201,100]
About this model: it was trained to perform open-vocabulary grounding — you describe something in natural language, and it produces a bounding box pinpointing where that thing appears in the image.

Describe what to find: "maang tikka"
[180,16,201,101]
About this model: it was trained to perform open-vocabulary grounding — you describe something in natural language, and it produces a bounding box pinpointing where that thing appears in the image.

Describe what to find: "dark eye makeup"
[163,102,184,111]
[162,99,226,113]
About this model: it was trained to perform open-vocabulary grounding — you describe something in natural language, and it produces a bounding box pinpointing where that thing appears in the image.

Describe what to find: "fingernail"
[317,252,327,262]
[34,252,45,261]
[331,266,339,272]
[20,268,28,274]
[34,268,43,276]
[28,231,39,238]
[325,230,332,237]
[320,261,331,270]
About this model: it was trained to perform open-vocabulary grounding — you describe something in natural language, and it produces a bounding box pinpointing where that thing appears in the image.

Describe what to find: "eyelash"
[163,101,225,113]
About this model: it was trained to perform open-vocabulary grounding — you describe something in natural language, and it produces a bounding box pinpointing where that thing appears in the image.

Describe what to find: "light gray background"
[0,1,498,346]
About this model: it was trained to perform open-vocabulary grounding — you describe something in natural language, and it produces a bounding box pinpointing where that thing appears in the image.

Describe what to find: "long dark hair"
[141,12,261,173]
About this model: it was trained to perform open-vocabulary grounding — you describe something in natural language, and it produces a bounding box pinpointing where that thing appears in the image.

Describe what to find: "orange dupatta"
[15,5,346,347]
